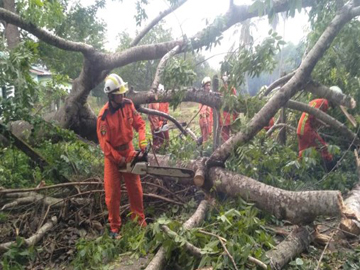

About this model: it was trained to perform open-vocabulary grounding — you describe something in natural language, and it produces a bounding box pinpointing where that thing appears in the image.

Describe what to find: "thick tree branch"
[136,105,188,136]
[266,226,314,269]
[130,0,188,47]
[151,45,180,91]
[0,8,94,53]
[263,71,296,97]
[209,3,360,164]
[305,81,356,109]
[286,100,359,144]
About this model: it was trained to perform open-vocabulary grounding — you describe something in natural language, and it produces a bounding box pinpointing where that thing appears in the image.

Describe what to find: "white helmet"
[158,84,165,92]
[104,74,128,95]
[202,76,211,87]
[330,86,343,94]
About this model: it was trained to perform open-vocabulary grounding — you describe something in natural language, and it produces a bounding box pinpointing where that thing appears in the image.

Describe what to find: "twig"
[0,181,103,194]
[315,224,339,270]
[142,181,186,203]
[198,229,267,270]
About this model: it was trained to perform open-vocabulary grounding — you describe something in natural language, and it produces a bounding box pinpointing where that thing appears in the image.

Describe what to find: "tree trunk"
[209,167,343,225]
[277,107,287,145]
[3,0,20,49]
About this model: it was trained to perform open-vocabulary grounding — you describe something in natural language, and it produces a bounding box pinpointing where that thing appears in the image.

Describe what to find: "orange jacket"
[297,99,329,136]
[149,102,169,130]
[220,87,238,126]
[97,99,146,165]
[264,117,275,131]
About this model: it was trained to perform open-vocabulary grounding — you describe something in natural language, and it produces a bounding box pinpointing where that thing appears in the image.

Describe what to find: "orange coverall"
[297,99,333,161]
[264,117,275,131]
[148,102,170,150]
[97,99,147,233]
[199,104,213,142]
[220,86,238,142]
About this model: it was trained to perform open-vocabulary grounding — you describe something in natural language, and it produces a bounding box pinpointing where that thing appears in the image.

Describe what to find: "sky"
[92,0,310,69]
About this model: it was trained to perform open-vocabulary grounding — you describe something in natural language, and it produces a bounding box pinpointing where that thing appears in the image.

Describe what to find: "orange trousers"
[297,130,333,161]
[104,144,146,233]
[199,117,211,142]
[221,125,231,142]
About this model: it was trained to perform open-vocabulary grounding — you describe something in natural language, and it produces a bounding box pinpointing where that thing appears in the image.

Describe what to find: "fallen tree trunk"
[209,167,343,225]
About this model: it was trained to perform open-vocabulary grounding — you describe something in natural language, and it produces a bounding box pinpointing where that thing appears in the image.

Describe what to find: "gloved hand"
[139,140,147,152]
[118,157,126,169]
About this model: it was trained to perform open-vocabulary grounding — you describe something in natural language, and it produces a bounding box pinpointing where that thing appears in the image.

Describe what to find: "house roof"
[30,66,52,76]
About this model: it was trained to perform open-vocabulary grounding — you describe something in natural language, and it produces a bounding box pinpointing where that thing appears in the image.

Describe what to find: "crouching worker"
[297,98,335,171]
[97,73,147,239]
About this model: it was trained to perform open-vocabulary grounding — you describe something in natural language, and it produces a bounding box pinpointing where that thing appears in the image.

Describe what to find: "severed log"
[145,200,209,270]
[340,149,360,236]
[148,155,357,225]
[194,158,207,187]
[0,216,58,252]
[210,167,345,225]
[266,226,314,269]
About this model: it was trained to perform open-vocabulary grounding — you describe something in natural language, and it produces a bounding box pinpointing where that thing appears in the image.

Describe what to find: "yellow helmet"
[104,74,128,95]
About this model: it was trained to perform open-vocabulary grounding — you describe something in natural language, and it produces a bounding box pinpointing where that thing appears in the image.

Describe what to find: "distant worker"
[296,87,343,171]
[148,84,170,151]
[220,72,239,142]
[97,73,147,239]
[199,77,213,142]
[264,117,275,131]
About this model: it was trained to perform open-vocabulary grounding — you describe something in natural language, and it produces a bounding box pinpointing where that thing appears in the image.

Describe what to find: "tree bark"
[209,167,343,225]
[3,0,19,49]
[266,226,314,269]
[305,81,356,109]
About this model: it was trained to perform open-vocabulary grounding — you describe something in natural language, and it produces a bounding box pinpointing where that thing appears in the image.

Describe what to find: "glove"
[118,157,126,169]
[139,140,147,152]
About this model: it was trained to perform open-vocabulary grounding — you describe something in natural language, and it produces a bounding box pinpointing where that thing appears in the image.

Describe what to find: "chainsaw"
[154,122,187,133]
[119,145,194,178]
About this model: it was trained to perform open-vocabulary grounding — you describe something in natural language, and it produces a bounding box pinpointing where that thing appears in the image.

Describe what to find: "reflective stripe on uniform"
[299,101,318,135]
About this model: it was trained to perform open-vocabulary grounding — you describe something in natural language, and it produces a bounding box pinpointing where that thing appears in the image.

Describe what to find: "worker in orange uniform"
[220,72,238,142]
[264,117,275,131]
[97,73,147,239]
[148,84,170,151]
[199,77,213,142]
[297,98,335,171]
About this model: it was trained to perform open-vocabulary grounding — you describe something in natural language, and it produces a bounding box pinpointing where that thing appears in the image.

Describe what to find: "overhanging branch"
[130,0,188,47]
[0,8,94,53]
